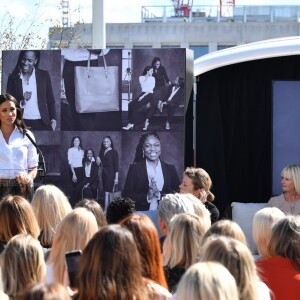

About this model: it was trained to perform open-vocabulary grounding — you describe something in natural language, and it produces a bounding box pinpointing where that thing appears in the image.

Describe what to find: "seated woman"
[179,167,220,223]
[122,131,180,211]
[31,184,72,249]
[268,164,300,215]
[122,66,156,131]
[73,148,99,203]
[1,234,46,299]
[176,262,239,300]
[157,76,184,130]
[75,225,171,299]
[256,216,300,300]
[201,236,271,300]
[163,213,206,293]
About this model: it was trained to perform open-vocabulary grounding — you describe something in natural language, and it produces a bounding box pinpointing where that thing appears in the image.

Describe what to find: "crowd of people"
[1,92,300,299]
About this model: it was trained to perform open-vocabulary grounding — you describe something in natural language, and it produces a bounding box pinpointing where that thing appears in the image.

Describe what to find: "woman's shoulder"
[268,193,284,205]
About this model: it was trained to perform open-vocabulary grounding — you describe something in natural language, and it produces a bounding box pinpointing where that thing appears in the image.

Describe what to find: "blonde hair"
[163,213,205,269]
[268,215,300,270]
[201,236,260,300]
[31,185,72,248]
[0,195,40,244]
[176,262,239,300]
[47,208,98,284]
[184,167,215,201]
[0,234,45,299]
[202,219,247,246]
[281,164,300,194]
[252,207,285,258]
[182,193,211,230]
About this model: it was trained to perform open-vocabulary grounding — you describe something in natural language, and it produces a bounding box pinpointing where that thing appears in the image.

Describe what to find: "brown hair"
[268,216,300,270]
[0,195,40,244]
[183,167,215,201]
[76,225,149,300]
[0,93,27,135]
[121,214,168,289]
[75,199,107,228]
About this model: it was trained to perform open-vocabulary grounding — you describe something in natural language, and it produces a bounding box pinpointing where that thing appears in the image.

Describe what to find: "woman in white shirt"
[67,136,84,206]
[123,65,156,131]
[0,93,38,200]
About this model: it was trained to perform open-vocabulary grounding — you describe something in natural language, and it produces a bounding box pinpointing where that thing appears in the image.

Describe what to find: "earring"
[142,150,144,158]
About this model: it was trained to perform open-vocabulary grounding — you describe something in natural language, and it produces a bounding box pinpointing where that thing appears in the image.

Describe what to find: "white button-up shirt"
[0,127,39,179]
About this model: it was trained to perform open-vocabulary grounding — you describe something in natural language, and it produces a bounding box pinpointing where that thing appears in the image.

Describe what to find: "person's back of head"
[268,215,300,270]
[0,195,40,244]
[176,261,239,300]
[120,213,168,289]
[163,213,205,270]
[202,219,247,246]
[75,199,107,228]
[31,184,72,248]
[106,197,135,224]
[77,225,148,300]
[48,208,98,284]
[16,282,71,300]
[252,207,285,258]
[158,193,195,236]
[200,235,260,300]
[181,193,211,231]
[1,234,46,299]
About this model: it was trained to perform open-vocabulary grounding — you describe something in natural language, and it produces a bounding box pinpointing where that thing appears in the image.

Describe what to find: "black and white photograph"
[122,48,186,132]
[1,50,61,131]
[61,49,122,131]
[59,131,122,209]
[121,131,184,211]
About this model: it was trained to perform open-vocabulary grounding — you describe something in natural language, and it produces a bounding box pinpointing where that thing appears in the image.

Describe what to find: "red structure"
[171,0,193,17]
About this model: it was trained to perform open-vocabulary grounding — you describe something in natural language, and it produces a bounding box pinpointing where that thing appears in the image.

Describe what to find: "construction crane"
[220,0,235,17]
[171,0,194,17]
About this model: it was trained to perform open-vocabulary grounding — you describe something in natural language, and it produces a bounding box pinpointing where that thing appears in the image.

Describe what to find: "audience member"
[120,214,169,290]
[16,282,71,300]
[179,167,219,223]
[158,193,195,250]
[105,196,135,224]
[163,213,206,293]
[75,225,167,300]
[200,236,270,300]
[268,164,300,215]
[0,234,46,299]
[256,216,300,300]
[176,262,239,300]
[31,185,72,248]
[0,195,40,253]
[252,207,285,259]
[46,208,98,285]
[202,219,247,246]
[75,199,107,228]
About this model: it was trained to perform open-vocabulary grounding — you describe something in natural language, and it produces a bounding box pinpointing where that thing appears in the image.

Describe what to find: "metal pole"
[92,0,106,49]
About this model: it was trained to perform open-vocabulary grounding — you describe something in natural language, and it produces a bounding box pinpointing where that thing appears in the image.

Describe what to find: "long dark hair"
[0,93,27,135]
[151,57,161,68]
[12,50,41,75]
[133,131,160,163]
[70,136,83,150]
[99,136,114,160]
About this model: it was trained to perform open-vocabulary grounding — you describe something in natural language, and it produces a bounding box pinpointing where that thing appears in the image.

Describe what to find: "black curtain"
[195,55,300,217]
